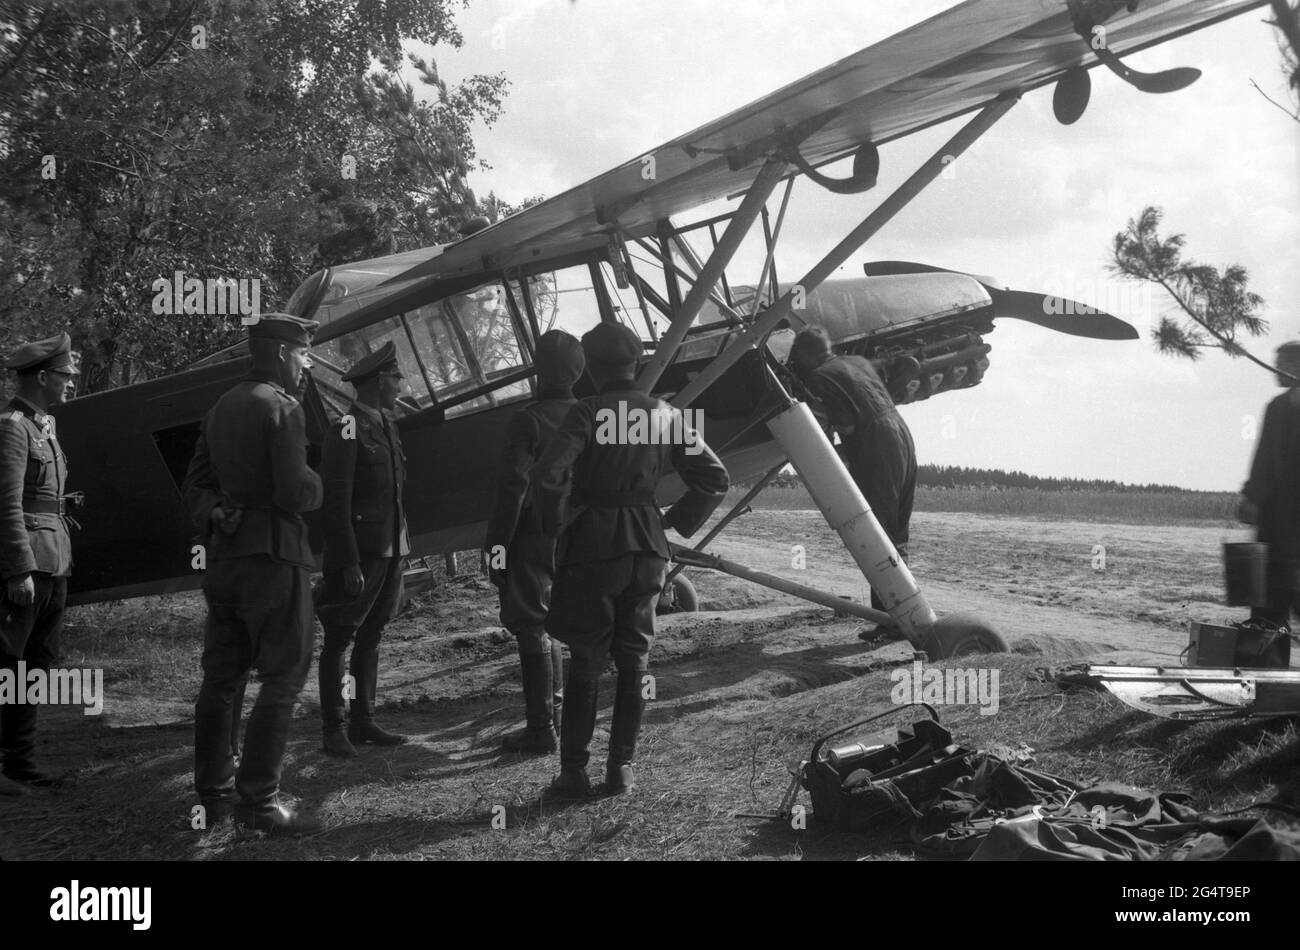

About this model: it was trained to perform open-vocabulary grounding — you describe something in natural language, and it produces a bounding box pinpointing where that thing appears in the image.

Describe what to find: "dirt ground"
[1,509,1294,860]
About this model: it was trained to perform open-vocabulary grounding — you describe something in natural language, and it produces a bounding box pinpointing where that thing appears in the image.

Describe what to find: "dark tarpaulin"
[906,754,1300,861]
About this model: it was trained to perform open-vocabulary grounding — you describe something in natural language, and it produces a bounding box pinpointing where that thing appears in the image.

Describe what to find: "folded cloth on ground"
[907,754,1299,861]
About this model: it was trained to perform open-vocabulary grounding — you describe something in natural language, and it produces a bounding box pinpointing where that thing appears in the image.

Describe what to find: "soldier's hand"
[1238,497,1260,525]
[6,573,35,606]
[343,565,365,596]
[211,506,244,537]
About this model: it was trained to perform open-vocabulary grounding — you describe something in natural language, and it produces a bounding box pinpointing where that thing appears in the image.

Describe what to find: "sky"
[428,0,1300,492]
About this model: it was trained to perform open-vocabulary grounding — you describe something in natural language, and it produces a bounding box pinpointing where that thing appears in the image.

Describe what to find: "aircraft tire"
[657,573,699,614]
[924,612,1009,659]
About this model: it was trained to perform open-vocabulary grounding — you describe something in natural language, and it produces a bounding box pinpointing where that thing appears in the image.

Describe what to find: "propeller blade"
[989,288,1139,341]
[863,261,1139,341]
[1093,47,1201,94]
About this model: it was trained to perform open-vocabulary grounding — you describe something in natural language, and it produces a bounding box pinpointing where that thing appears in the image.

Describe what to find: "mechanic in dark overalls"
[790,326,917,628]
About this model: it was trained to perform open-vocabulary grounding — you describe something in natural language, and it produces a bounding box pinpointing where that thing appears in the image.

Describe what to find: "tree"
[1,0,507,394]
[1109,206,1286,378]
[1253,1,1300,121]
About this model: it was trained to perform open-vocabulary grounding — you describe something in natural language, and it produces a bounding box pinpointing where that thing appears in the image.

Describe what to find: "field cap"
[582,322,641,365]
[342,340,401,383]
[536,330,585,386]
[249,313,319,347]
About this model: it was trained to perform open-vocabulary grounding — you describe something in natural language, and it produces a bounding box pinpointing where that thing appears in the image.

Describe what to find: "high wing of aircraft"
[53,0,1269,660]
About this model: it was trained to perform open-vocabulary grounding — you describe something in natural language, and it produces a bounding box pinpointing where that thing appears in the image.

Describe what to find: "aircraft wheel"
[657,573,699,614]
[924,612,1009,659]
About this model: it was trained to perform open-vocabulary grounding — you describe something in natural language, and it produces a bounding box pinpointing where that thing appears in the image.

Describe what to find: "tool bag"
[801,704,975,832]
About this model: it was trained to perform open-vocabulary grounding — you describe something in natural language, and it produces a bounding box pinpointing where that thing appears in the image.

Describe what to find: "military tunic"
[1243,387,1300,623]
[484,395,575,655]
[535,382,729,675]
[0,396,73,660]
[182,368,323,806]
[0,397,75,780]
[315,401,409,728]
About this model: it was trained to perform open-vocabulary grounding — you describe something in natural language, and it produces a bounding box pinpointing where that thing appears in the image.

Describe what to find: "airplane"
[50,0,1272,663]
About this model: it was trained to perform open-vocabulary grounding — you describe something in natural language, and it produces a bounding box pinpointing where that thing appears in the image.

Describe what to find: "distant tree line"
[743,465,1209,494]
[912,465,1205,494]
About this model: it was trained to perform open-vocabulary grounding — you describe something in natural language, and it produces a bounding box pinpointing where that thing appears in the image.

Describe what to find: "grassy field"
[729,485,1239,526]
[4,509,1293,861]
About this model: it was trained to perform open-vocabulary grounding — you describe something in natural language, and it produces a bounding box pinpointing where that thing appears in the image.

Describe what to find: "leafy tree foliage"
[1,0,507,393]
[1109,207,1279,377]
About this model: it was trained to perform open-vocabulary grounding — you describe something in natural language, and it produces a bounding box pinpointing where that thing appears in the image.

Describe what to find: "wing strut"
[670,94,1020,411]
[630,236,748,327]
[636,155,787,392]
[750,176,795,317]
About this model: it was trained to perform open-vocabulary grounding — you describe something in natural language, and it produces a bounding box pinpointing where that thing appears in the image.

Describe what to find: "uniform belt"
[23,498,68,515]
[225,495,275,510]
[576,490,657,507]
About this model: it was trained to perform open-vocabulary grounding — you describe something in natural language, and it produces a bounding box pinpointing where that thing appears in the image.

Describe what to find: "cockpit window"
[407,281,531,416]
[524,263,650,345]
[312,315,426,417]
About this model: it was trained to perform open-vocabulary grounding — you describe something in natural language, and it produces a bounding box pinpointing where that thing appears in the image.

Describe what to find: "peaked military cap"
[536,330,585,387]
[4,332,80,374]
[342,340,401,383]
[581,322,642,365]
[248,312,319,347]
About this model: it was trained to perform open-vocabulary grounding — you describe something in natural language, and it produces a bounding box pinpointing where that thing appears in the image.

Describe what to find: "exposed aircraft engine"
[849,325,993,405]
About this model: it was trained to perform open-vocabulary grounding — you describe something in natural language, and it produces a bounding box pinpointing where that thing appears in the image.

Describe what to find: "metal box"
[1188,621,1291,669]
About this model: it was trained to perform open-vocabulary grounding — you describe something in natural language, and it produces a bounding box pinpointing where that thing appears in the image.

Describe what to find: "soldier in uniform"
[0,333,79,795]
[483,330,585,755]
[534,322,729,797]
[789,326,917,635]
[315,341,410,757]
[182,314,323,834]
[1239,342,1300,627]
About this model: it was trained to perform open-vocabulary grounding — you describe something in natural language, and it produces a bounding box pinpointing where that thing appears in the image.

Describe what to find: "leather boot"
[501,649,556,754]
[547,675,598,800]
[234,795,323,836]
[194,684,238,805]
[605,669,646,795]
[0,698,40,781]
[348,645,406,746]
[318,638,348,734]
[322,729,357,758]
[550,640,565,732]
[230,681,246,768]
[318,638,356,756]
[235,702,293,810]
